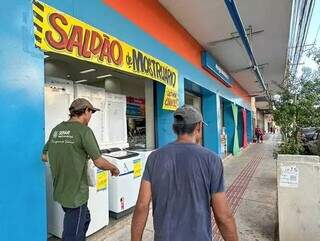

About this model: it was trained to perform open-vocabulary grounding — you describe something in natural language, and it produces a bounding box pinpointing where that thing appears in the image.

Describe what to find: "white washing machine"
[86,167,109,236]
[45,80,109,238]
[126,148,154,173]
[102,149,142,218]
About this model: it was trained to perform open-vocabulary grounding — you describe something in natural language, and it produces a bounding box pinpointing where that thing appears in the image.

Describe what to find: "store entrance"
[44,53,155,239]
[220,97,233,158]
[184,91,203,145]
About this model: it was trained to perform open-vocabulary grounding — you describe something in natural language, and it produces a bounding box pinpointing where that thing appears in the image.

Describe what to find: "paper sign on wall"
[162,87,179,111]
[280,165,299,188]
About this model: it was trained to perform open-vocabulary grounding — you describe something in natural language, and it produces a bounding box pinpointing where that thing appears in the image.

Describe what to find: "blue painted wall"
[0,1,46,241]
[184,79,220,154]
[155,83,177,147]
[202,93,219,154]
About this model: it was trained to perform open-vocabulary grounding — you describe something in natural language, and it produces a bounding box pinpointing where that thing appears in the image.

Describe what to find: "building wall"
[0,1,46,240]
[102,0,251,104]
[40,0,252,149]
[0,1,254,240]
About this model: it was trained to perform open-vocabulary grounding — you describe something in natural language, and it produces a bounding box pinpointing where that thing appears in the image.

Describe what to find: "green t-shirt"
[43,121,101,208]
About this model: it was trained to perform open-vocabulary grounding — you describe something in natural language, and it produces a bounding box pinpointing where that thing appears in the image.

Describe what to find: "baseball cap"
[174,105,207,126]
[69,98,100,113]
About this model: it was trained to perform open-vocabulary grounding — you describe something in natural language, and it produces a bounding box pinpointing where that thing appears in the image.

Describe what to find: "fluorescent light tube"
[80,69,96,74]
[96,74,112,79]
[75,79,88,83]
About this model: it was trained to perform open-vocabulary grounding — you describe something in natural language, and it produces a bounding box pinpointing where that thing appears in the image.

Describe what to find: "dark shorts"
[61,203,91,241]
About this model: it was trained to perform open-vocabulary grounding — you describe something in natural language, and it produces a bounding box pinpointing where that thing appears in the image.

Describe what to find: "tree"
[272,49,320,154]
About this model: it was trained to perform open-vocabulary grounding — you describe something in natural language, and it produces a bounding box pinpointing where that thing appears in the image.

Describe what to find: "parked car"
[306,129,320,155]
[301,127,318,142]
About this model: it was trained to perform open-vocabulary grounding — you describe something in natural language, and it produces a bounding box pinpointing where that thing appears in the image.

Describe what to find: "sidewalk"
[214,134,279,241]
[49,134,279,241]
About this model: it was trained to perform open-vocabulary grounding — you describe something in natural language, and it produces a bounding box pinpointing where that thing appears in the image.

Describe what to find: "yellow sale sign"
[33,0,178,110]
[96,171,108,191]
[133,159,142,179]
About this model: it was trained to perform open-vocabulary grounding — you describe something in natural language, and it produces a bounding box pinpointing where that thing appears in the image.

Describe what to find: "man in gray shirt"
[131,105,238,241]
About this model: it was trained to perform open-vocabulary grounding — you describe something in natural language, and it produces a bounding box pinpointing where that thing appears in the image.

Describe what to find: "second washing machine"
[102,149,142,218]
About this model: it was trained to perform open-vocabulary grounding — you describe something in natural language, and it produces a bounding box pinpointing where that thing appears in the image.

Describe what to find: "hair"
[173,122,198,135]
[69,108,87,118]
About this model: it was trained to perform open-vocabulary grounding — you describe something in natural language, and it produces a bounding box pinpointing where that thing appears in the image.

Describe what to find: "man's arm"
[42,141,49,162]
[42,153,48,162]
[131,180,152,241]
[93,157,119,176]
[211,192,238,241]
[81,128,119,176]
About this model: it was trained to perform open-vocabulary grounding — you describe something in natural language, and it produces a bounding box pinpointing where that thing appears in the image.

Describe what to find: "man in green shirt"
[42,98,119,241]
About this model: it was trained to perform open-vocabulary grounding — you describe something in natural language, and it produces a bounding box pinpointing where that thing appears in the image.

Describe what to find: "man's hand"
[110,167,120,176]
[93,156,119,176]
[131,180,152,241]
[212,192,239,241]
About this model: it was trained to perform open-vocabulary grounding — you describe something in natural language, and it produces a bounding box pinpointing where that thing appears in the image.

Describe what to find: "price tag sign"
[133,159,142,179]
[96,170,108,191]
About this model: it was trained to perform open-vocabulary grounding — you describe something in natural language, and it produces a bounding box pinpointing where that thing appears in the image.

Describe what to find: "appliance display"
[45,78,73,238]
[102,149,142,219]
[45,80,109,238]
[45,79,149,235]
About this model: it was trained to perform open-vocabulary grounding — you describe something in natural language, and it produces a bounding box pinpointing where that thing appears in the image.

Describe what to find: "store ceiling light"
[96,74,112,79]
[80,68,96,74]
[75,79,88,83]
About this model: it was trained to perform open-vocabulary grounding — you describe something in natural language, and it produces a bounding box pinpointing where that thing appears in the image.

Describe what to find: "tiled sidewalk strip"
[212,152,264,241]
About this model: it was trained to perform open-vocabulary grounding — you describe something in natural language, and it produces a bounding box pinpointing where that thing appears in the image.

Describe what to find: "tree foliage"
[273,48,320,154]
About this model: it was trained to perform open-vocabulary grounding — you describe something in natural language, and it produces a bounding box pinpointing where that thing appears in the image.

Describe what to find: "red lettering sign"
[45,12,123,66]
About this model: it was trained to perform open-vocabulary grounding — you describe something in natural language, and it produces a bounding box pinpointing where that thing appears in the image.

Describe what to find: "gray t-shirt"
[143,142,224,241]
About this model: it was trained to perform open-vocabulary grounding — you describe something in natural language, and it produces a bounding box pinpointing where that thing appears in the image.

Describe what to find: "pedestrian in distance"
[131,105,239,241]
[42,98,120,241]
[255,126,263,143]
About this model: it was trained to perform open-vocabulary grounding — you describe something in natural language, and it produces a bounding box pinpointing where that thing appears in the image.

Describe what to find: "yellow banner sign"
[33,0,178,110]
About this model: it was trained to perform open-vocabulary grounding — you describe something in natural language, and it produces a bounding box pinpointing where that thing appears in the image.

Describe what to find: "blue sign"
[201,51,233,87]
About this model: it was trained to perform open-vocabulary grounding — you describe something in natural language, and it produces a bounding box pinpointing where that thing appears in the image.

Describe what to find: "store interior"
[44,53,155,238]
[45,53,155,149]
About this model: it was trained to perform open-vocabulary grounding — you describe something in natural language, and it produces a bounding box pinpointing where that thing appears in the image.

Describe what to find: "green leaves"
[272,50,320,154]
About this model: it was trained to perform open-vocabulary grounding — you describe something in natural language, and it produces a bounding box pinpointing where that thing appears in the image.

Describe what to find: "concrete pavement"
[49,134,279,241]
